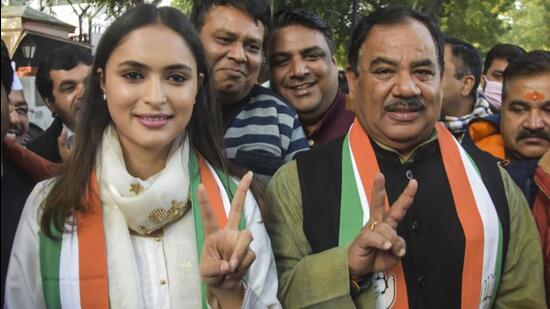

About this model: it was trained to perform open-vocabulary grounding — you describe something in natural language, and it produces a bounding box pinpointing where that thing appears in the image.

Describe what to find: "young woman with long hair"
[4,5,279,308]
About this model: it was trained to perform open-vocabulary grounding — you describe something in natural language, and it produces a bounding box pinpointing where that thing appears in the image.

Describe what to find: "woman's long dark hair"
[41,4,264,238]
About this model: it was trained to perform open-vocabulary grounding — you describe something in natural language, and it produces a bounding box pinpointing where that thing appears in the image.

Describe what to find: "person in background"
[268,9,354,147]
[440,36,491,140]
[480,43,525,112]
[465,50,550,206]
[1,39,60,307]
[4,5,280,308]
[7,62,30,145]
[26,45,92,163]
[266,7,546,308]
[533,150,550,307]
[191,0,309,184]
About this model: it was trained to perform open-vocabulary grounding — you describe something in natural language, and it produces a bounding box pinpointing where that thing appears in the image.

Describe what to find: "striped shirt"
[223,85,309,179]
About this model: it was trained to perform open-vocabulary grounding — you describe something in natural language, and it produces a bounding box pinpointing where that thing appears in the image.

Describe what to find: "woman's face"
[101,24,199,158]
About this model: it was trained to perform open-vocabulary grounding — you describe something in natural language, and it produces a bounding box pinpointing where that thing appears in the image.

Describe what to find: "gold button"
[160,279,167,285]
[155,236,162,242]
[308,139,315,146]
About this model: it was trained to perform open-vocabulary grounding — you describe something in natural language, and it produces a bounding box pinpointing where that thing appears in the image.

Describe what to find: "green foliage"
[171,0,192,15]
[270,0,547,66]
[499,0,550,51]
[440,0,516,53]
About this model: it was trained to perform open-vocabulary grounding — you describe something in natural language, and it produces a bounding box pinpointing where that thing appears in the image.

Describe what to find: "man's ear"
[345,66,358,101]
[43,97,55,113]
[460,75,475,97]
[345,66,359,112]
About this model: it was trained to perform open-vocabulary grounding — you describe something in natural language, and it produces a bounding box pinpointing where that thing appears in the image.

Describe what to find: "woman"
[4,5,279,308]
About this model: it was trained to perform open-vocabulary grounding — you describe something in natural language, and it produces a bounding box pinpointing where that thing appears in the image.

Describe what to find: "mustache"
[383,96,425,111]
[516,128,550,142]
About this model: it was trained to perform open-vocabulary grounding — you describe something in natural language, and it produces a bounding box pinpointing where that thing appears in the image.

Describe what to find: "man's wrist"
[349,274,373,299]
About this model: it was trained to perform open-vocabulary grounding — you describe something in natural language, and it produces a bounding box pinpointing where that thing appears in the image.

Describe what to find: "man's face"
[7,90,29,144]
[199,5,264,105]
[47,63,90,130]
[1,86,9,143]
[346,20,442,153]
[485,58,509,83]
[500,73,550,159]
[269,25,338,123]
[441,45,474,116]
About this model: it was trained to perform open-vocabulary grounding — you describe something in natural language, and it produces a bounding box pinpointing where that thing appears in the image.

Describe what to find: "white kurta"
[4,179,281,308]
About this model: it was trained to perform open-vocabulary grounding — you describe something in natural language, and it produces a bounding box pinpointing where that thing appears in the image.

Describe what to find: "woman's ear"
[97,68,106,94]
[198,72,204,85]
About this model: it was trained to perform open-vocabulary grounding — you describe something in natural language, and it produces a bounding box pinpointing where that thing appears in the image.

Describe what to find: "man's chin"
[515,143,550,160]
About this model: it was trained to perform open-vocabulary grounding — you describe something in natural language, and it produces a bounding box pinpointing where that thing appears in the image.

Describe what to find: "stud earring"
[102,93,107,101]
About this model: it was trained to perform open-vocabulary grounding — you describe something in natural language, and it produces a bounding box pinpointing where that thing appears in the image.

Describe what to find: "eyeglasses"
[8,105,34,117]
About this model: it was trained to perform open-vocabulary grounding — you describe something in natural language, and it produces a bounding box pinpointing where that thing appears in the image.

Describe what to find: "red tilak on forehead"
[523,91,546,101]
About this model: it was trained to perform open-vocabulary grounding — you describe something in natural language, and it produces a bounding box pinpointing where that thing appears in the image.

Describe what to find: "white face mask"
[484,78,503,110]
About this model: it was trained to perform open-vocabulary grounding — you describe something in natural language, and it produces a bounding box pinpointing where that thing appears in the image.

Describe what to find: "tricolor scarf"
[339,119,503,309]
[39,134,243,309]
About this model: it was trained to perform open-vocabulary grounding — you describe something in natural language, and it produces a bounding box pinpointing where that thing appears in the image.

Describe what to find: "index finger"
[384,179,417,229]
[57,128,67,149]
[226,171,253,229]
[198,184,220,235]
[369,173,387,222]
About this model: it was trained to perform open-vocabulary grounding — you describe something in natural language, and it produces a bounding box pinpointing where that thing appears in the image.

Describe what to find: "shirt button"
[405,169,414,180]
[155,236,162,242]
[160,279,167,285]
[308,139,315,146]
[412,221,421,233]
[417,276,427,287]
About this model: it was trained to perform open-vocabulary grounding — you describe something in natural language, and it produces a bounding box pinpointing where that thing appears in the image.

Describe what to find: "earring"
[102,93,107,101]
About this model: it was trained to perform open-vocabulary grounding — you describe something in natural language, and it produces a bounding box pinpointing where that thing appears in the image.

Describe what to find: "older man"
[266,7,546,308]
[268,9,354,147]
[7,65,30,144]
[191,0,309,183]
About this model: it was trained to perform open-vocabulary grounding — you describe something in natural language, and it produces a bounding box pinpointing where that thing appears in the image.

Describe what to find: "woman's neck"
[118,138,172,180]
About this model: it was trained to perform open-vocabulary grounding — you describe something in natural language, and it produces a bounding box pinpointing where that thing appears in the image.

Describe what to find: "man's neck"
[301,90,339,137]
[444,97,475,118]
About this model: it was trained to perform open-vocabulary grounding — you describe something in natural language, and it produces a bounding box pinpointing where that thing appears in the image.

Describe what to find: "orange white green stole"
[340,119,503,308]
[39,151,242,309]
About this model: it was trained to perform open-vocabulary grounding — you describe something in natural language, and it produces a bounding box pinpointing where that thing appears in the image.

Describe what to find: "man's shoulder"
[245,85,299,116]
[26,118,62,147]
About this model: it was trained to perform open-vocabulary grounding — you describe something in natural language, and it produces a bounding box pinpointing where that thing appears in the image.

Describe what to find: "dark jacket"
[463,114,539,206]
[26,116,63,163]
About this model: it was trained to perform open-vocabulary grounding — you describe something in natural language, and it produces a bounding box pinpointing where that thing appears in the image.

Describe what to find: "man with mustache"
[26,46,92,163]
[6,64,30,145]
[191,0,309,184]
[268,9,354,147]
[465,50,550,206]
[265,7,546,308]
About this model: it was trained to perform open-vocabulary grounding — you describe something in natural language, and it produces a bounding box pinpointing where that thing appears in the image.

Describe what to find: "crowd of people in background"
[1,0,548,308]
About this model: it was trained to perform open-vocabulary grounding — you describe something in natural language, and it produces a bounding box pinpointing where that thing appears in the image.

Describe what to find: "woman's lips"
[135,114,173,129]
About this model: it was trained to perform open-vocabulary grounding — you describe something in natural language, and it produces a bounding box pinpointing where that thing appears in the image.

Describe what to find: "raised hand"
[198,171,256,303]
[57,128,73,163]
[348,173,417,281]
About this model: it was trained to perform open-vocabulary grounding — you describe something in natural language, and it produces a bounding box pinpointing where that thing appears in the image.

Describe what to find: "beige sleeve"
[493,167,547,308]
[265,161,359,308]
